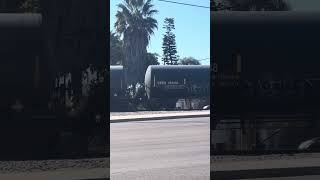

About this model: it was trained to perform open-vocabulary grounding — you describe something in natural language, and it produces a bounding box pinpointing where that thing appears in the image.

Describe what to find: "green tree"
[212,0,231,11]
[145,52,159,69]
[115,0,158,86]
[221,0,290,11]
[162,18,178,65]
[20,0,40,13]
[110,32,124,65]
[179,57,201,65]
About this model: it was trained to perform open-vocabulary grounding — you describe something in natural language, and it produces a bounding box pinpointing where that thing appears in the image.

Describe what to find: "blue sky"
[110,0,210,65]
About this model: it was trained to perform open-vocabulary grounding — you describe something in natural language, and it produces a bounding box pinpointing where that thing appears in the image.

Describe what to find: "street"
[110,117,210,180]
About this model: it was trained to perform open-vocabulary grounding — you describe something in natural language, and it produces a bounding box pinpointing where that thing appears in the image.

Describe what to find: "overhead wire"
[157,0,210,9]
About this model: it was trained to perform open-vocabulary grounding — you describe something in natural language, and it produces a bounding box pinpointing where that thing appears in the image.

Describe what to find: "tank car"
[0,13,107,160]
[145,65,210,99]
[0,13,54,160]
[110,65,125,98]
[212,11,320,151]
[144,65,210,109]
[212,11,320,115]
[110,65,132,111]
[110,65,210,110]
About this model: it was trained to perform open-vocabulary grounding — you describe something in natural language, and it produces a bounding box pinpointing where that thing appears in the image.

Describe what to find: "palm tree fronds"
[114,0,158,84]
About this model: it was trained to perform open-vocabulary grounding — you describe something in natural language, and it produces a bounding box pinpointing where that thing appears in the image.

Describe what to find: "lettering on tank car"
[242,78,316,97]
[157,81,180,85]
[168,81,179,85]
[219,81,239,87]
[164,84,185,89]
[214,76,320,97]
[187,85,206,94]
[213,73,240,88]
[157,81,166,85]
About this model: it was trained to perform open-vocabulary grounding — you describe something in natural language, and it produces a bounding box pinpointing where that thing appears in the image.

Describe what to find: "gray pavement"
[110,117,210,180]
[241,175,320,180]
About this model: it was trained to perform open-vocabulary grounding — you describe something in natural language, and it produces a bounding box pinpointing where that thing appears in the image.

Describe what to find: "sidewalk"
[211,153,320,179]
[110,110,210,123]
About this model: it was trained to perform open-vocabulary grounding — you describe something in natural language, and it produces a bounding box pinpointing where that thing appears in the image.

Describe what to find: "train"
[110,65,210,111]
[212,11,320,116]
[0,12,107,159]
[110,66,125,98]
[211,11,320,152]
[0,13,54,160]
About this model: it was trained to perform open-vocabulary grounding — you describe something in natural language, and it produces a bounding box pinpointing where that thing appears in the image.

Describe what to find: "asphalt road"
[110,117,210,180]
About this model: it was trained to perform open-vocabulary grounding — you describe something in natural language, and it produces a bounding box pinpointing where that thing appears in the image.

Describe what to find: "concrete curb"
[211,166,320,180]
[110,113,210,123]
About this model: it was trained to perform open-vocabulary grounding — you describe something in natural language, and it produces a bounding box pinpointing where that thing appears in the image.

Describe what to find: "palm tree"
[110,32,124,65]
[115,0,158,86]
